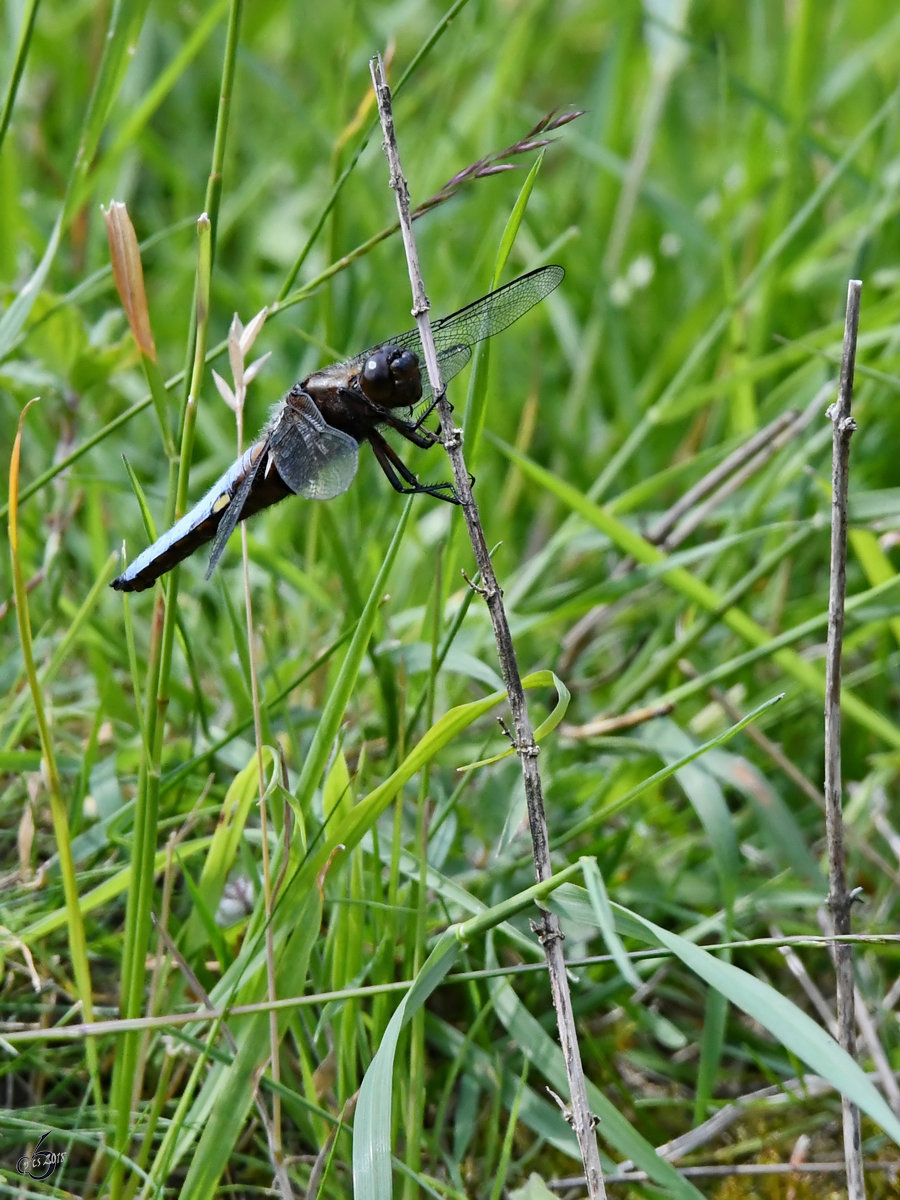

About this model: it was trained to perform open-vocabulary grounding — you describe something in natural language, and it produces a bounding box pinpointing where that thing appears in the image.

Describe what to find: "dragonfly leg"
[378,409,442,449]
[368,430,460,504]
[410,393,450,432]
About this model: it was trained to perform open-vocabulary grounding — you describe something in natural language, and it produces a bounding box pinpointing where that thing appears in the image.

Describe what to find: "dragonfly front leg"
[377,407,443,449]
[410,392,449,434]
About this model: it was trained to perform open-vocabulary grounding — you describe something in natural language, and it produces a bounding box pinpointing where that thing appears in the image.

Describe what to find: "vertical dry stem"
[368,55,606,1197]
[824,278,865,1199]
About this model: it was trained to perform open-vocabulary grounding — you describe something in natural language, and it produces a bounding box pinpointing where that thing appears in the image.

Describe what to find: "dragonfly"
[111,264,564,592]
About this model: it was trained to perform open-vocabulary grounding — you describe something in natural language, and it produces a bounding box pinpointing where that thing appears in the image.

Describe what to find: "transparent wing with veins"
[205,392,358,578]
[339,264,565,408]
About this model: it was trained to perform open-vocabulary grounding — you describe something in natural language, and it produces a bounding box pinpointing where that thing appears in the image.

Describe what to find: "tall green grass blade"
[354,932,462,1199]
[8,402,102,1109]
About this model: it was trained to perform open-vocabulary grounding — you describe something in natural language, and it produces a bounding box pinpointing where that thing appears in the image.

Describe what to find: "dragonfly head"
[359,345,422,409]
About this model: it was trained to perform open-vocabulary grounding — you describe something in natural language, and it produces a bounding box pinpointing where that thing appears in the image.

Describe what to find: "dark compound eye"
[361,351,391,398]
[359,346,422,407]
[388,348,418,380]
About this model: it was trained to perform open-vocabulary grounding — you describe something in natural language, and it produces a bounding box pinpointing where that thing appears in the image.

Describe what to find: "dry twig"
[369,54,606,1199]
[823,278,865,1198]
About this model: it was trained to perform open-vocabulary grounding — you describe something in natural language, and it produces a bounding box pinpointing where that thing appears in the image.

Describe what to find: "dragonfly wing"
[268,388,359,500]
[204,439,270,579]
[437,343,472,378]
[375,265,563,360]
[353,265,563,407]
[426,264,564,352]
[431,344,472,392]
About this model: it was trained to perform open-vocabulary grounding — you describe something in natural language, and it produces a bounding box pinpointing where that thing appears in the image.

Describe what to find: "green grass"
[3,2,900,1197]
